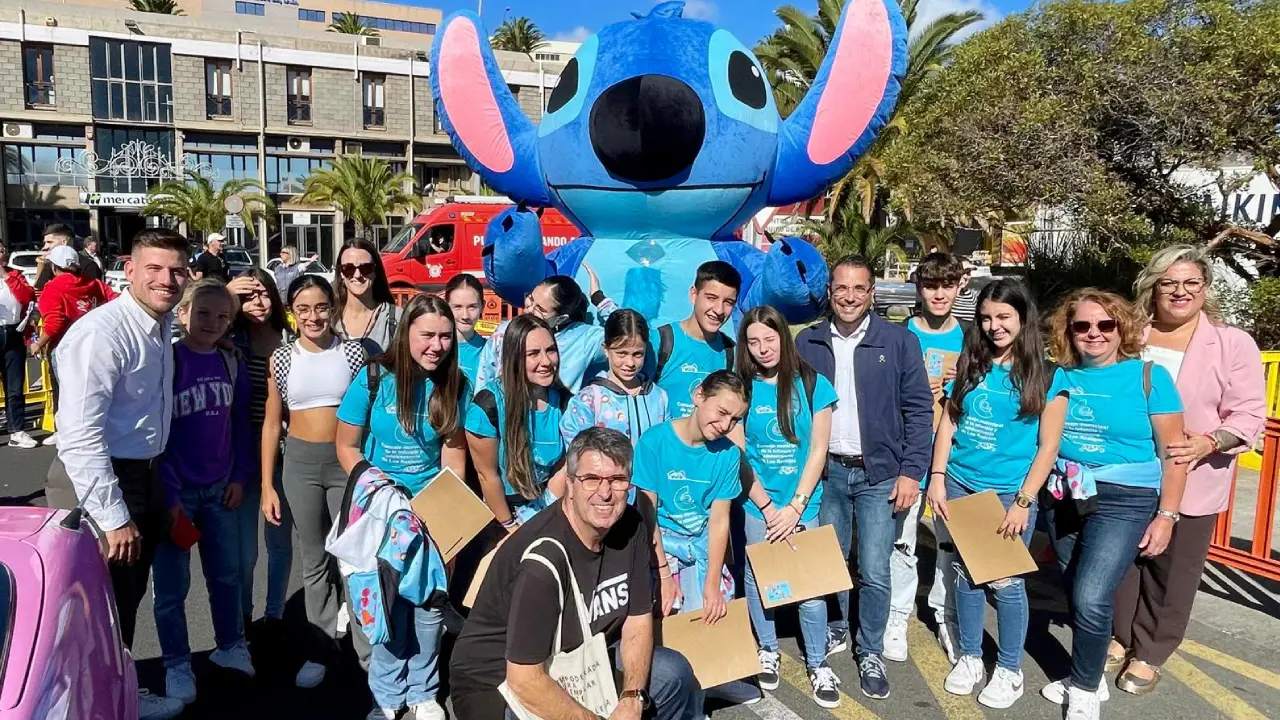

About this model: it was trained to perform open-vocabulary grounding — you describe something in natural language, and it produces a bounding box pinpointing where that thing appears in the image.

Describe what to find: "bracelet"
[929,471,947,477]
[1203,432,1223,453]
[658,570,673,579]
[656,562,670,569]
[501,517,519,529]
[1156,509,1181,522]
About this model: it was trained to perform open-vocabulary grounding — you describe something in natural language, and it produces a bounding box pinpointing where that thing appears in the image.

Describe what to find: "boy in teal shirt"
[644,261,740,417]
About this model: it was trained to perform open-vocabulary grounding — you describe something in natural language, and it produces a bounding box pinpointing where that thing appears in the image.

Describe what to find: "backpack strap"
[363,362,382,453]
[654,324,675,381]
[473,388,501,433]
[722,333,736,372]
[801,368,816,411]
[217,348,238,389]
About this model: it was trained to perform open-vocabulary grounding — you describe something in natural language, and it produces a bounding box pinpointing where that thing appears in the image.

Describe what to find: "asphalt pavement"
[3,440,1278,720]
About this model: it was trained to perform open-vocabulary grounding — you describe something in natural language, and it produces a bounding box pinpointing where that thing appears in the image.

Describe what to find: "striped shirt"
[246,354,270,429]
[953,289,978,323]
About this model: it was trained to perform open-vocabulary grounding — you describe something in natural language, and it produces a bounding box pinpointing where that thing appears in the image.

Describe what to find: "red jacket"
[37,273,117,347]
[3,269,36,338]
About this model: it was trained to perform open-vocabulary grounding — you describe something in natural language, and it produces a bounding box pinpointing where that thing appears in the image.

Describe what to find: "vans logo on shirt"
[589,573,631,622]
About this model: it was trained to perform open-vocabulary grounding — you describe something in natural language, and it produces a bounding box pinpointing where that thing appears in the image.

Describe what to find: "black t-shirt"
[450,499,652,697]
[192,251,230,282]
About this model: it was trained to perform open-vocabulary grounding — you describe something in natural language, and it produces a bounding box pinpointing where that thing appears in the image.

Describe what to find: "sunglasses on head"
[1071,319,1118,334]
[339,262,377,279]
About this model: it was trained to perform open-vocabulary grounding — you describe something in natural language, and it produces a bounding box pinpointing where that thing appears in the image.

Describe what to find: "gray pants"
[282,437,370,668]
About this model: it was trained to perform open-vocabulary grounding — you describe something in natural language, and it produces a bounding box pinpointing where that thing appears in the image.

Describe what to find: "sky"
[409,0,1038,47]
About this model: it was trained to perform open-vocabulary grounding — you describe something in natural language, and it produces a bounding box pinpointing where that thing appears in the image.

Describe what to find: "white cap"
[207,232,226,245]
[47,245,79,270]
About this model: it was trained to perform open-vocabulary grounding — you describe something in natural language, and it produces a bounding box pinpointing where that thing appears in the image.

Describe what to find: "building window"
[266,156,329,194]
[93,127,175,193]
[433,111,444,134]
[206,60,233,118]
[362,74,385,129]
[183,131,257,151]
[355,16,436,35]
[4,145,88,188]
[89,38,173,123]
[235,2,265,16]
[287,67,312,124]
[298,9,325,22]
[534,53,561,62]
[186,152,259,189]
[24,45,55,108]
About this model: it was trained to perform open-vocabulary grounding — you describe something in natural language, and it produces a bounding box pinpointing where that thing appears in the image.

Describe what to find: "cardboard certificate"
[942,489,1037,586]
[660,599,761,688]
[745,524,853,609]
[927,350,961,431]
[463,545,499,608]
[409,467,495,563]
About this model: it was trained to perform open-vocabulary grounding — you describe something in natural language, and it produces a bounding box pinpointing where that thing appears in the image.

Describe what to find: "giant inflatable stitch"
[430,0,908,327]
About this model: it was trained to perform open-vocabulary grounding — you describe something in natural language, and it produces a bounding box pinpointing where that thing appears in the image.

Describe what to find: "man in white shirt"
[45,229,190,720]
[0,239,37,448]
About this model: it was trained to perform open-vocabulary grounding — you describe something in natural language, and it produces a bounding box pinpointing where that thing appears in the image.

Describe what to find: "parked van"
[381,196,580,293]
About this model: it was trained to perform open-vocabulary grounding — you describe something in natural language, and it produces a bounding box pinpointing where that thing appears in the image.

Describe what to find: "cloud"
[652,0,719,22]
[553,25,592,42]
[910,0,1003,43]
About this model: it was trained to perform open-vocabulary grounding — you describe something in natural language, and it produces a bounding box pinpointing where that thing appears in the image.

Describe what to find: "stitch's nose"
[590,75,705,183]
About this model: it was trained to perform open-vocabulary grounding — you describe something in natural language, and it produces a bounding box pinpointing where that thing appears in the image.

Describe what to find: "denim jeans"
[153,480,245,668]
[947,478,1036,672]
[1045,481,1158,691]
[237,464,293,620]
[2,327,25,435]
[743,511,828,669]
[368,599,443,711]
[820,459,897,657]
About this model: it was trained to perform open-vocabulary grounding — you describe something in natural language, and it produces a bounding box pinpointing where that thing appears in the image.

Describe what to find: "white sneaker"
[1041,677,1110,704]
[411,701,447,720]
[7,431,37,449]
[296,660,327,688]
[937,621,959,665]
[365,709,397,720]
[944,655,985,695]
[210,641,256,677]
[1066,685,1101,720]
[164,662,197,705]
[336,602,351,635]
[757,648,781,691]
[41,431,58,446]
[978,666,1025,709]
[138,689,184,720]
[883,612,910,662]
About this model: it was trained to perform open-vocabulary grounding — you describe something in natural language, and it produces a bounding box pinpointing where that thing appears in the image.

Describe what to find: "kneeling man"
[451,427,704,720]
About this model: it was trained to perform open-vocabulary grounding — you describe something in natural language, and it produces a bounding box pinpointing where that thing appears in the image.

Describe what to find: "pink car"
[0,506,137,719]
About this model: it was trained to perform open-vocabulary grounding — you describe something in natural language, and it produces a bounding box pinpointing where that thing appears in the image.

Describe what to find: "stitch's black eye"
[547,58,578,114]
[728,51,767,110]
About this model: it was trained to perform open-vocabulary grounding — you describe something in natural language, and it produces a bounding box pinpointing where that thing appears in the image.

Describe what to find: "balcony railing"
[207,94,232,118]
[363,107,385,129]
[26,82,55,108]
[288,99,312,124]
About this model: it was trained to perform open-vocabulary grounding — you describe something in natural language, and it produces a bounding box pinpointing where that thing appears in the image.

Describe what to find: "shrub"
[1244,277,1280,350]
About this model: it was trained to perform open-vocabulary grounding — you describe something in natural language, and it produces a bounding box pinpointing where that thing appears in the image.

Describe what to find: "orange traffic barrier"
[1209,417,1280,582]
[391,286,519,337]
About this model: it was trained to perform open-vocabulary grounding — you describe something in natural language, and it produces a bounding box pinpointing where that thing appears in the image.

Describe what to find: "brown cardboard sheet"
[745,524,853,610]
[409,467,495,563]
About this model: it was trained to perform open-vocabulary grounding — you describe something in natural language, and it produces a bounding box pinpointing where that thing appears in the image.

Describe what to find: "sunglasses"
[1071,319,1118,334]
[339,262,377,279]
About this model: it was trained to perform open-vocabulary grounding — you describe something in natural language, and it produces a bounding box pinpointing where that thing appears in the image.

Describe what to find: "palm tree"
[806,201,910,277]
[329,12,378,37]
[128,0,184,15]
[756,0,983,225]
[491,17,548,58]
[142,171,274,237]
[299,156,421,242]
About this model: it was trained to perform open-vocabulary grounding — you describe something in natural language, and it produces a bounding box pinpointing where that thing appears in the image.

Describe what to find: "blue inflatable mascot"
[431,0,907,326]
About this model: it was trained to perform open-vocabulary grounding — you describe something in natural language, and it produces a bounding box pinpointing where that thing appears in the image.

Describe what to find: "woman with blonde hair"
[1038,289,1188,720]
[1105,246,1265,695]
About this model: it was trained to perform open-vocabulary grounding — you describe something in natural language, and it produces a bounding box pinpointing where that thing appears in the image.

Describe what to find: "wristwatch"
[1156,509,1181,523]
[619,689,652,709]
[1014,491,1034,509]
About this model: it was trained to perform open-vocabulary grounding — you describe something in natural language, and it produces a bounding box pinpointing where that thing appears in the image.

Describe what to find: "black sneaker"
[857,653,890,699]
[825,628,849,658]
[810,662,842,709]
[757,649,781,691]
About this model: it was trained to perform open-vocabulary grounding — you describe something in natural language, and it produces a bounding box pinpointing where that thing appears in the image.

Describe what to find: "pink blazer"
[1144,313,1266,516]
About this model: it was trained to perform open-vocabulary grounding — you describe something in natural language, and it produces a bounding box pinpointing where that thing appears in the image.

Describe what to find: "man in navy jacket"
[795,255,933,700]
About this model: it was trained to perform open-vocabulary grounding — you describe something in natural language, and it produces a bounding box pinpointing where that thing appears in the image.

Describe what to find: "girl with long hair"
[466,314,570,527]
[736,307,841,709]
[334,294,468,720]
[333,238,401,355]
[1038,290,1187,720]
[445,273,488,384]
[927,279,1068,709]
[262,275,370,689]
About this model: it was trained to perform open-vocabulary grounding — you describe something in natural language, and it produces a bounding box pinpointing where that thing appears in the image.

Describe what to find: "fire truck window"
[427,225,455,254]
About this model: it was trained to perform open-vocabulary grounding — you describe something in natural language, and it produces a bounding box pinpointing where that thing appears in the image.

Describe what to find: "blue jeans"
[153,480,245,668]
[368,599,443,710]
[1045,481,1158,691]
[743,511,828,669]
[947,478,1036,672]
[820,459,897,657]
[237,464,293,619]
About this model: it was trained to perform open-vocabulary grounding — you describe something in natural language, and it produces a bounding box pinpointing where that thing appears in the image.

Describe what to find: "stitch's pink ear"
[436,17,514,173]
[808,0,896,165]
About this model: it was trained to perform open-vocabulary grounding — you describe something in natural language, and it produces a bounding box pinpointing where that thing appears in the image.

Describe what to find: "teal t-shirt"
[464,382,568,497]
[908,318,965,378]
[457,332,487,386]
[632,420,742,536]
[336,369,470,495]
[946,365,1068,494]
[743,374,837,524]
[1060,360,1182,470]
[644,323,733,418]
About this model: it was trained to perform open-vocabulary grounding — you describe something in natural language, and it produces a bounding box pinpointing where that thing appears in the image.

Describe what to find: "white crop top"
[270,338,367,410]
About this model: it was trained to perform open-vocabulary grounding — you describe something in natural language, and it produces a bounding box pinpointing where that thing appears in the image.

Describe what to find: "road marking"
[745,691,807,720]
[1178,640,1280,691]
[1164,653,1270,720]
[907,621,985,720]
[776,650,884,720]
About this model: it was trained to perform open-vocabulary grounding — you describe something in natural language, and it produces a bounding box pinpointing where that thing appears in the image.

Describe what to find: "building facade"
[0,1,560,265]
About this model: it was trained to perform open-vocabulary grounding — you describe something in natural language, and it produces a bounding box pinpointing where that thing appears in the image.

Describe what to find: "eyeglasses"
[340,262,377,279]
[294,304,331,319]
[1071,319,1118,335]
[574,474,632,493]
[1156,278,1205,295]
[832,284,873,298]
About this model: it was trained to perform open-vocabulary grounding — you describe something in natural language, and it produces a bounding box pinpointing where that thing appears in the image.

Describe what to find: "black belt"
[828,453,864,468]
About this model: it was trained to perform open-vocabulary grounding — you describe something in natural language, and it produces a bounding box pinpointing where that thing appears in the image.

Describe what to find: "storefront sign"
[79,192,151,207]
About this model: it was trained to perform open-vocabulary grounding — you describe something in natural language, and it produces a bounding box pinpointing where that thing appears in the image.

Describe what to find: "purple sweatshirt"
[159,343,254,509]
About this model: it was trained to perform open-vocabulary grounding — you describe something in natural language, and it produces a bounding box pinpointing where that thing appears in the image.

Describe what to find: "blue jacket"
[795,314,934,485]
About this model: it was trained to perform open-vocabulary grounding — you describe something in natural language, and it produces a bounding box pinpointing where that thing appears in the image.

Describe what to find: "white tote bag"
[499,537,618,719]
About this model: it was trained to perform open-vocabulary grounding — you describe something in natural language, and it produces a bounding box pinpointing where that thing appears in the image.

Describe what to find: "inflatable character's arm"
[481,206,596,305]
[715,239,830,325]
